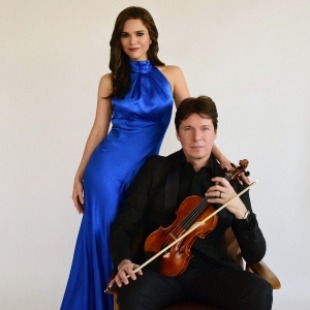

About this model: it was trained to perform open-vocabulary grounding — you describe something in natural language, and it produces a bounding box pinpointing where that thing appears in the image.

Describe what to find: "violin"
[143,159,249,277]
[104,160,256,294]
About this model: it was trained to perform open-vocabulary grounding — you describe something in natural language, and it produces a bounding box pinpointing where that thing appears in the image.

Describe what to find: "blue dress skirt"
[61,60,173,310]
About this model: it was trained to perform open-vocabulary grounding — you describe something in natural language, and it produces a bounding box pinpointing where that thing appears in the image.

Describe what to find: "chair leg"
[113,293,119,310]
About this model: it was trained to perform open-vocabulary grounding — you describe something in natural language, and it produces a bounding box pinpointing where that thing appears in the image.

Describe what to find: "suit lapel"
[164,150,183,212]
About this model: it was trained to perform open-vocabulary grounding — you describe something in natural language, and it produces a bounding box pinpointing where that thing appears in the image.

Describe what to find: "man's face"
[177,113,217,165]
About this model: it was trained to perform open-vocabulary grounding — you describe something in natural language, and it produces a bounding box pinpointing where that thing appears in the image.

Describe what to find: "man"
[108,96,273,309]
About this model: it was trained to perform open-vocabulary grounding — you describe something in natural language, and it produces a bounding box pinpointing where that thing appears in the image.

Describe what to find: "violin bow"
[104,180,258,293]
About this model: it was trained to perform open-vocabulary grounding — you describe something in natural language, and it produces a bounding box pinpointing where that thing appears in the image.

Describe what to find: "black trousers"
[117,264,273,310]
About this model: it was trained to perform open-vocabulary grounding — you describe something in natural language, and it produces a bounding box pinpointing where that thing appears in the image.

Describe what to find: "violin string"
[169,198,209,238]
[181,198,209,229]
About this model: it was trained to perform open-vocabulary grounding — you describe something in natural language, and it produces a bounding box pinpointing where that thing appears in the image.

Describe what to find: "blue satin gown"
[61,60,173,310]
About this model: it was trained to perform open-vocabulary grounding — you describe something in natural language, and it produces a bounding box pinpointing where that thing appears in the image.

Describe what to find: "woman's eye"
[121,33,129,38]
[137,32,144,37]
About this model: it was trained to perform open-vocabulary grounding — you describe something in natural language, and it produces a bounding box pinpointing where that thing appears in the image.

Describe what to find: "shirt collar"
[179,150,217,174]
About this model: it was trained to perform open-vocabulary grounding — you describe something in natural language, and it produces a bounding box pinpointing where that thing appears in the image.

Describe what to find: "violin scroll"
[225,159,250,182]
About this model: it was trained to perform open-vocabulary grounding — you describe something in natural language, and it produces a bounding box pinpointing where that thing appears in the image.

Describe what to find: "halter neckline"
[129,60,153,73]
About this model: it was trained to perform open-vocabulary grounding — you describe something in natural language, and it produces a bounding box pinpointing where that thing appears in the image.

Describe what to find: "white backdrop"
[1,0,309,309]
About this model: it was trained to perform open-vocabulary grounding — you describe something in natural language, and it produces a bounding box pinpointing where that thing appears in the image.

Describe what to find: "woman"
[61,6,231,310]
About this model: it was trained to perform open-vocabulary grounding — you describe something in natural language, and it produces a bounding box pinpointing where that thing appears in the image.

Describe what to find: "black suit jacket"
[110,150,266,270]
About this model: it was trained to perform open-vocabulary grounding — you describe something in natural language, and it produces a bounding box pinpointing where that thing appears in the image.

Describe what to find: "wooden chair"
[112,228,281,310]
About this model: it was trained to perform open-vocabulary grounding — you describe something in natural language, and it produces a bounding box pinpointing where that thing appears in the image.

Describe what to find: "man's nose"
[193,130,201,141]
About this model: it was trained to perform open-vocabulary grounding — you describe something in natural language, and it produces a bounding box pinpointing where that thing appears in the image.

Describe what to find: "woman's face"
[121,19,151,61]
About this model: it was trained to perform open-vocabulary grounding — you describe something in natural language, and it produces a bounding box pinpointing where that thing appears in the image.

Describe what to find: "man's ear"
[176,131,180,141]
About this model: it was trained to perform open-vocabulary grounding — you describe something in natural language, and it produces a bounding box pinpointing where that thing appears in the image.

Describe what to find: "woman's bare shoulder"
[157,65,189,105]
[99,72,112,85]
[98,73,113,97]
[157,65,185,82]
[157,64,183,74]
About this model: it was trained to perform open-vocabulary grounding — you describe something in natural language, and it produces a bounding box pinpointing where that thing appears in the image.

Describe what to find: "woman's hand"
[108,259,143,289]
[220,159,250,185]
[205,177,247,219]
[219,157,232,172]
[72,178,84,214]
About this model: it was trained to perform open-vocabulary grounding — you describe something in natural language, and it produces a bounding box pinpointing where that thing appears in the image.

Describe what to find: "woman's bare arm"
[72,73,113,213]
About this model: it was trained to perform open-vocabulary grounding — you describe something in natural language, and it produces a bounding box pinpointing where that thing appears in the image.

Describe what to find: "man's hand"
[205,177,247,219]
[108,259,143,289]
